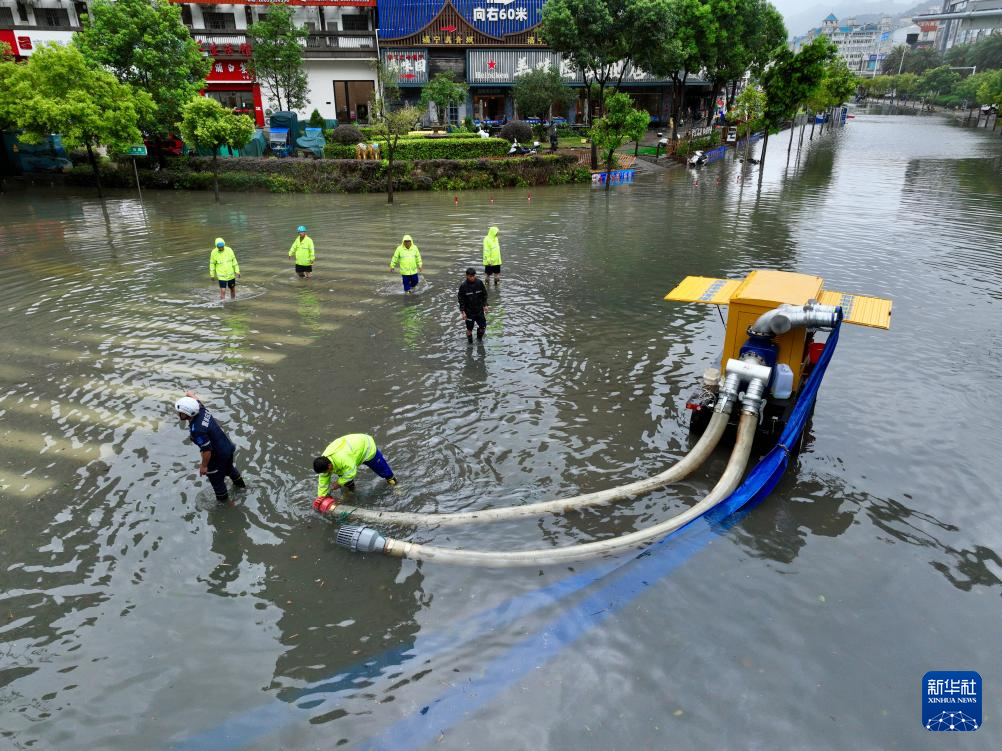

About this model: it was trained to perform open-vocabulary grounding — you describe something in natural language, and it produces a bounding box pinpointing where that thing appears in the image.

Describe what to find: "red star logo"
[487,60,496,70]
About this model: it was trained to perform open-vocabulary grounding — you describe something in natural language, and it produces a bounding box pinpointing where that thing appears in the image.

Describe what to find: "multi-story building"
[377,0,709,125]
[914,0,1002,53]
[791,13,896,74]
[1,0,710,128]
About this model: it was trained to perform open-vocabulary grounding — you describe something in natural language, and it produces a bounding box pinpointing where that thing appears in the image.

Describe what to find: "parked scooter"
[687,150,707,167]
[507,140,540,156]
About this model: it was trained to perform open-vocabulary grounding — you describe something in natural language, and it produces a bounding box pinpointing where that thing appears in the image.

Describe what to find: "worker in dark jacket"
[457,267,489,343]
[175,394,246,503]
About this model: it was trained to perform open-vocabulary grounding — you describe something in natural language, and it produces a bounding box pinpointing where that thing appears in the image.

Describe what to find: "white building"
[791,13,896,74]
[0,0,379,126]
[914,0,1002,53]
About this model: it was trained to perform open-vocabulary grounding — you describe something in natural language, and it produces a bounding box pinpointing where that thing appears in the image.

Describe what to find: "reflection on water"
[2,110,1002,749]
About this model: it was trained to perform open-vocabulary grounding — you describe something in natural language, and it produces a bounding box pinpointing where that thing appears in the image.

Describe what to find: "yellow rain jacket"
[390,235,422,276]
[289,235,315,265]
[482,226,501,266]
[317,433,377,495]
[209,239,240,281]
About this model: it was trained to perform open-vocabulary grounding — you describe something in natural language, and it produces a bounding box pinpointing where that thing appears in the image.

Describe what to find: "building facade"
[791,13,896,74]
[914,0,1002,53]
[1,0,713,128]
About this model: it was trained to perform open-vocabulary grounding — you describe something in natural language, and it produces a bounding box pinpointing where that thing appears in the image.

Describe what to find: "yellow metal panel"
[664,276,741,305]
[731,270,824,308]
[819,290,893,329]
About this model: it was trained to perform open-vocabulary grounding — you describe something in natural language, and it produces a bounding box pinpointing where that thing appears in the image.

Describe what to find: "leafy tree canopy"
[590,91,648,183]
[248,6,309,113]
[419,72,468,125]
[74,0,208,136]
[513,68,574,119]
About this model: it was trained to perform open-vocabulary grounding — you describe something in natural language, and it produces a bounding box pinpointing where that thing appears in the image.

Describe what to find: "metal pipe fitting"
[335,525,387,554]
[741,377,768,415]
[714,372,742,414]
[724,357,773,384]
[750,302,839,336]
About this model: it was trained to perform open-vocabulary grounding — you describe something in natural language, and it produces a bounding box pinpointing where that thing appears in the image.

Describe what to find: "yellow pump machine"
[666,269,892,441]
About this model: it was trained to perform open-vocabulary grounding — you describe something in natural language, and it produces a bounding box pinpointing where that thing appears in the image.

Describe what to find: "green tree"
[372,105,422,205]
[892,72,920,103]
[513,67,574,119]
[541,0,675,165]
[589,92,648,190]
[882,45,942,76]
[944,43,971,68]
[248,6,308,113]
[74,0,208,161]
[178,96,254,202]
[419,72,468,129]
[918,66,960,99]
[970,34,1002,71]
[956,70,994,108]
[4,43,153,197]
[976,69,1002,109]
[759,37,834,167]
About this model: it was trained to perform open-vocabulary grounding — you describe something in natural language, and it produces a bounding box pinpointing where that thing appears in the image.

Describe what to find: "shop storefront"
[199,42,265,126]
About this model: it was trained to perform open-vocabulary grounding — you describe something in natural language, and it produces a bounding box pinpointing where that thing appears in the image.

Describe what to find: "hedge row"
[323,137,509,160]
[66,155,590,194]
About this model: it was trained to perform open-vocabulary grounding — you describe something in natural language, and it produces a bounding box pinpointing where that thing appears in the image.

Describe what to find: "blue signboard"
[378,0,547,40]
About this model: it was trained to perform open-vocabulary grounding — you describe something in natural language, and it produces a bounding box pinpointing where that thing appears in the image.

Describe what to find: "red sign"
[17,36,32,50]
[171,0,375,6]
[207,60,253,83]
[918,22,938,33]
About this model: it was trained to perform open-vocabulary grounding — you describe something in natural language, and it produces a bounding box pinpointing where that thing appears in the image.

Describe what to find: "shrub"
[500,120,533,143]
[308,109,325,129]
[325,137,507,160]
[463,115,475,132]
[331,124,365,144]
[324,143,360,158]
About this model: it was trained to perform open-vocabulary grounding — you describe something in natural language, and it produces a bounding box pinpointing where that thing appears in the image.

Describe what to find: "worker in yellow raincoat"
[209,238,241,301]
[482,226,502,286]
[389,235,423,293]
[313,433,396,500]
[289,225,315,278]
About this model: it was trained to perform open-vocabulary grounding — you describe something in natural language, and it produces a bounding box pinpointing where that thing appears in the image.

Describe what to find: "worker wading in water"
[313,434,396,509]
[389,235,423,293]
[458,266,489,343]
[209,238,241,301]
[289,225,315,279]
[175,395,246,503]
[482,226,502,286]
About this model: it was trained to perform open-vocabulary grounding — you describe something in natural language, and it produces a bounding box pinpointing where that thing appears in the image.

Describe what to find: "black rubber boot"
[477,328,485,340]
[233,475,247,489]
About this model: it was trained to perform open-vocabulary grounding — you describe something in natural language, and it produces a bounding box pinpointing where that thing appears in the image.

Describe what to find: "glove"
[313,496,337,514]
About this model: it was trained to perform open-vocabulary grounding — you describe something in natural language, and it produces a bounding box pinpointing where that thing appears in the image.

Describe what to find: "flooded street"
[2,110,1001,749]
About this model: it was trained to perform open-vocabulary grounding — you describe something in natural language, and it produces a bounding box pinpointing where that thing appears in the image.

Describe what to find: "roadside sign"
[125,145,147,157]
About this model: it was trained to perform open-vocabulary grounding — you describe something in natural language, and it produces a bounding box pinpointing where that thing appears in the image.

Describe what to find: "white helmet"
[175,396,200,416]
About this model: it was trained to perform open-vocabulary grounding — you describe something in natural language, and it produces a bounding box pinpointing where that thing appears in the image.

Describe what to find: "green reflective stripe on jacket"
[209,246,240,281]
[289,236,315,265]
[316,433,377,495]
[390,244,422,276]
[482,226,501,266]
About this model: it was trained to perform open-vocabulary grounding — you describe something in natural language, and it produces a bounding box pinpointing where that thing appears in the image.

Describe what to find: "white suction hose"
[335,410,758,568]
[323,410,731,528]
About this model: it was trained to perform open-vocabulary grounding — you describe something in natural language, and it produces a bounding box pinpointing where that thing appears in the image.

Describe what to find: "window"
[341,14,369,31]
[39,8,71,28]
[202,12,236,31]
[0,7,14,26]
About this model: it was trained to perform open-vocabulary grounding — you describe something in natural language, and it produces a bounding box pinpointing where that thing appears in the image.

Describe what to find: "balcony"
[304,31,376,58]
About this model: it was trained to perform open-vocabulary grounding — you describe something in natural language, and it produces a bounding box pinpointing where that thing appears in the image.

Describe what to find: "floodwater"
[1,109,1001,750]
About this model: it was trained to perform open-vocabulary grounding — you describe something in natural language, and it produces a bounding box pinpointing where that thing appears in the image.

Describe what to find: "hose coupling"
[313,496,337,514]
[714,372,742,414]
[741,377,768,415]
[335,525,387,554]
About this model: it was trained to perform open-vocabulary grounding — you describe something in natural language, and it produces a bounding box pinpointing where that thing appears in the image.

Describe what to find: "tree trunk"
[86,141,104,200]
[728,80,738,110]
[759,130,770,169]
[787,114,796,158]
[386,149,395,204]
[810,114,817,140]
[212,151,220,203]
[798,113,808,150]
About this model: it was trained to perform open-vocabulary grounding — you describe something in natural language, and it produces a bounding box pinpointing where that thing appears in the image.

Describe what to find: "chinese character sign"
[377,0,546,41]
[382,49,429,85]
[922,671,981,731]
[466,49,581,84]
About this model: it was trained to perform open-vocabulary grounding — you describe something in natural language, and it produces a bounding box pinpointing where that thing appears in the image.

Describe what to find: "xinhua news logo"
[923,671,982,731]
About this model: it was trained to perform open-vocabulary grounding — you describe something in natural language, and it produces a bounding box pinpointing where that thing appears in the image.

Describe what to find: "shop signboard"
[207,60,253,83]
[379,0,546,40]
[381,49,429,86]
[466,49,579,85]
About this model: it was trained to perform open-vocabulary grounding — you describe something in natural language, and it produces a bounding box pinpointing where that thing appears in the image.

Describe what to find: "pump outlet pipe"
[330,376,767,567]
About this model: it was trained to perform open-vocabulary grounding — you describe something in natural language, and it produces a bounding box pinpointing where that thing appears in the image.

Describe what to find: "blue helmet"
[297,225,307,233]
